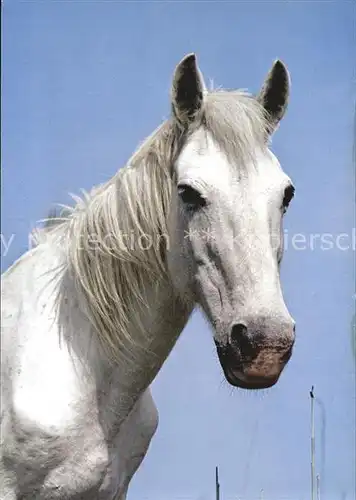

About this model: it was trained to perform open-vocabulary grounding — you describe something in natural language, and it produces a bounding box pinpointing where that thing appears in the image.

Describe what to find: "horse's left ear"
[171,53,205,128]
[257,59,290,134]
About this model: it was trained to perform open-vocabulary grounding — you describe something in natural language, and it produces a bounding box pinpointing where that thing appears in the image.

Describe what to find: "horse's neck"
[124,284,193,394]
[58,240,193,415]
[56,163,194,413]
[110,279,193,390]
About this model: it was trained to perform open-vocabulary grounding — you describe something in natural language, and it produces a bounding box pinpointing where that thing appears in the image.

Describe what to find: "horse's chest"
[39,441,112,499]
[4,412,118,499]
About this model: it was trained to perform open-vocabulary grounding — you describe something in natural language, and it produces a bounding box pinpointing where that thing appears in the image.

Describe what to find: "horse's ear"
[171,53,205,127]
[257,59,290,134]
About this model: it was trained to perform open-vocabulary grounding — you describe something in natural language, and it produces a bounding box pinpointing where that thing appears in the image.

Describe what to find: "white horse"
[1,53,296,499]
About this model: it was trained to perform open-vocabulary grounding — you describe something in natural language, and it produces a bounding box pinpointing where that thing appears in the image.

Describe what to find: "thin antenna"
[215,466,220,500]
[316,474,320,500]
[314,395,326,498]
[310,386,316,500]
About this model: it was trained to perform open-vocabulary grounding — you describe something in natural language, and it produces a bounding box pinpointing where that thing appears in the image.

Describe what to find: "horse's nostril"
[231,323,257,360]
[230,323,248,344]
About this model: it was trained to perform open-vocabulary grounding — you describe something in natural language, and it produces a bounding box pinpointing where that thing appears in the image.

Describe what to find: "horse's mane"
[45,89,268,365]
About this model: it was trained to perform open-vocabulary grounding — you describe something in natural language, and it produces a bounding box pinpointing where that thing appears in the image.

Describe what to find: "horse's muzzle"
[215,318,295,389]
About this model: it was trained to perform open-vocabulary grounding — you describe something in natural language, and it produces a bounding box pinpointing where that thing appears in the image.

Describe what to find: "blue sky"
[2,1,355,499]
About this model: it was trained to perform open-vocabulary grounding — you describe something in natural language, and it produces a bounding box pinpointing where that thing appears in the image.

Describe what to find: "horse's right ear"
[171,53,205,128]
[257,59,290,135]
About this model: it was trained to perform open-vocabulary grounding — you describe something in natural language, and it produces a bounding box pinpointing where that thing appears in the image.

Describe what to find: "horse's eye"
[282,184,295,212]
[178,184,206,209]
